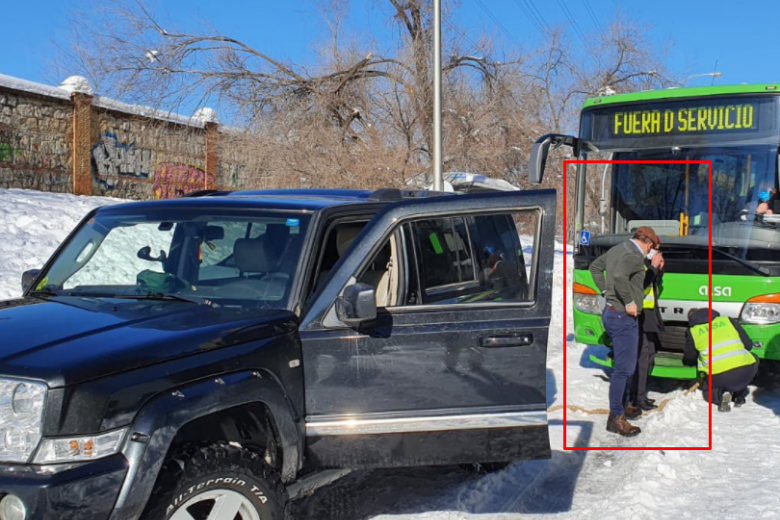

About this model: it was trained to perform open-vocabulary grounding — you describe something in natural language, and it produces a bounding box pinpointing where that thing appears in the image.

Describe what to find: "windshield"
[611,146,778,233]
[35,208,310,309]
[574,144,780,274]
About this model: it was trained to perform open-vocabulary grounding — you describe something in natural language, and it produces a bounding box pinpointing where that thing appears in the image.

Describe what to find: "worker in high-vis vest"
[629,241,665,412]
[684,308,758,412]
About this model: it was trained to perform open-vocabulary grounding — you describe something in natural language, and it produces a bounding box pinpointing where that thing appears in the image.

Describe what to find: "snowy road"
[1,188,780,519]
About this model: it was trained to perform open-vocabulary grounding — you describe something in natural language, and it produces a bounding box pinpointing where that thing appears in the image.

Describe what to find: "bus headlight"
[739,294,780,325]
[741,294,780,324]
[573,283,602,315]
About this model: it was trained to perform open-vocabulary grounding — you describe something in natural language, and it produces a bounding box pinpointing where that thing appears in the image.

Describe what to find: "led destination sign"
[612,103,756,136]
[581,96,779,147]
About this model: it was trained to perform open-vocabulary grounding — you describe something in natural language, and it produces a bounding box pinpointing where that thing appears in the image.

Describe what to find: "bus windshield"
[575,95,780,274]
[611,146,778,233]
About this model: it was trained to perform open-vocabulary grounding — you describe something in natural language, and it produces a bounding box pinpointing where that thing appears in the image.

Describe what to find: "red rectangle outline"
[562,159,713,451]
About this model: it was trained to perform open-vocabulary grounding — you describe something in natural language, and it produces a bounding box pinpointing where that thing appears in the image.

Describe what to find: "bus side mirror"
[529,136,552,185]
[528,134,589,185]
[599,199,608,216]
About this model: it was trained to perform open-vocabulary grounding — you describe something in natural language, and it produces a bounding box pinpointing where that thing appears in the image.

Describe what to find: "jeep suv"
[0,188,556,520]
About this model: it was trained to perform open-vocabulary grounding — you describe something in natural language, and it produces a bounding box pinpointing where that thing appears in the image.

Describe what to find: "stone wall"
[91,108,207,199]
[0,90,72,192]
[0,74,252,200]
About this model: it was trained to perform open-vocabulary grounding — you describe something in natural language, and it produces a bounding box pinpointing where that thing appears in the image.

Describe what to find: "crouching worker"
[684,309,759,412]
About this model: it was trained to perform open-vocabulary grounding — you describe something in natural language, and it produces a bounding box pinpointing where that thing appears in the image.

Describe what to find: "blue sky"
[1,0,776,90]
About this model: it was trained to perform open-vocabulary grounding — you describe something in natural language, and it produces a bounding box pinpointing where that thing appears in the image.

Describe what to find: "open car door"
[300,189,557,468]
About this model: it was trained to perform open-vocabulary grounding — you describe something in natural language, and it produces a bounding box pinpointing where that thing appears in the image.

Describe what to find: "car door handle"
[478,334,534,348]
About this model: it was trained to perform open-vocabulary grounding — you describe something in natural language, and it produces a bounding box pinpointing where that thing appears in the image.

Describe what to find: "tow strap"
[546,382,701,415]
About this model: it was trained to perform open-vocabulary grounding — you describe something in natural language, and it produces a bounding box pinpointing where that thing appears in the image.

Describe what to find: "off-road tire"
[141,442,288,520]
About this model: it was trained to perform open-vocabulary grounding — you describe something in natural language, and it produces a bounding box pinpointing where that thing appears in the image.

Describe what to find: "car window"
[408,211,537,306]
[411,217,478,303]
[355,230,404,308]
[471,212,536,302]
[200,222,250,268]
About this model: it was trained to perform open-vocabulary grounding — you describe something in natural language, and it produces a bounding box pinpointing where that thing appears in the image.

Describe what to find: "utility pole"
[432,0,443,191]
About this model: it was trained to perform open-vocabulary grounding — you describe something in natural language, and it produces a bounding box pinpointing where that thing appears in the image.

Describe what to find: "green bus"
[530,85,780,379]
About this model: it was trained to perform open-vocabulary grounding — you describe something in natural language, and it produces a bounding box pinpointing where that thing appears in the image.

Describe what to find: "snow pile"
[59,76,94,95]
[0,189,123,300]
[2,188,780,518]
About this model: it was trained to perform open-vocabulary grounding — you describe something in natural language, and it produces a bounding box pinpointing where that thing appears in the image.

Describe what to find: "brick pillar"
[71,92,94,196]
[204,121,219,190]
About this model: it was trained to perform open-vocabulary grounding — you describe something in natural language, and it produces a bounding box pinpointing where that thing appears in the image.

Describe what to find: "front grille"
[656,324,688,352]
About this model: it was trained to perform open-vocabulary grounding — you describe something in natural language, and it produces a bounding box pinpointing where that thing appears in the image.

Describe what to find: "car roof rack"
[182,190,232,198]
[366,188,451,202]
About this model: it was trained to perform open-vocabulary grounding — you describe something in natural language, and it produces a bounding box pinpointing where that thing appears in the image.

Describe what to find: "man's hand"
[651,252,664,269]
[625,302,639,317]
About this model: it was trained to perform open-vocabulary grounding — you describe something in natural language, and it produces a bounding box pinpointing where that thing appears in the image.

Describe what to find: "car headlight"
[741,302,780,324]
[0,379,47,463]
[33,428,128,464]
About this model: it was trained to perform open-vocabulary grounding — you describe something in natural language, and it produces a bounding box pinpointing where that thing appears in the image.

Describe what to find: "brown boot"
[624,403,642,420]
[606,414,641,437]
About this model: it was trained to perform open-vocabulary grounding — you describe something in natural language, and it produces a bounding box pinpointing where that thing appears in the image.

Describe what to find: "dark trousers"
[603,308,639,416]
[630,331,658,403]
[706,361,759,405]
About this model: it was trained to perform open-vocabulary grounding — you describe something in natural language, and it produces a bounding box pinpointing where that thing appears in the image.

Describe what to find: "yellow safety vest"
[691,316,756,375]
[643,266,656,309]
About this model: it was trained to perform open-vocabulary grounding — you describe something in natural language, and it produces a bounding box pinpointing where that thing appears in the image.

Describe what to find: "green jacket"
[589,241,646,313]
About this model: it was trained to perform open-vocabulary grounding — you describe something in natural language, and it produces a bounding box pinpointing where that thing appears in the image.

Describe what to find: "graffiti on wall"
[0,129,20,163]
[153,163,215,199]
[91,132,153,189]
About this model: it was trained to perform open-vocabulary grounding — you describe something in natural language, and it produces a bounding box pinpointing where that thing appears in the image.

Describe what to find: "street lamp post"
[681,72,722,86]
[432,0,443,192]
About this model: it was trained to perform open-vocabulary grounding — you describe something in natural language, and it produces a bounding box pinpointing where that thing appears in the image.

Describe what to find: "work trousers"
[630,331,659,403]
[706,360,759,405]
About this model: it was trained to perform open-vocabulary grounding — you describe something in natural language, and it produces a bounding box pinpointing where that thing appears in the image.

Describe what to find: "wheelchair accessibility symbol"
[579,231,590,246]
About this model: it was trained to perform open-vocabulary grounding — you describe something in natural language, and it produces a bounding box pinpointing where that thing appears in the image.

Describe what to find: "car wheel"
[142,443,288,520]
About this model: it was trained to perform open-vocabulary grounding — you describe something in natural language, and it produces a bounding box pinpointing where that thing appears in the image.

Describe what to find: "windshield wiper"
[663,244,772,276]
[116,292,215,306]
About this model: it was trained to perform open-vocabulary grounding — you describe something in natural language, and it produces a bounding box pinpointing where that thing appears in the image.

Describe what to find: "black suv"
[0,188,556,520]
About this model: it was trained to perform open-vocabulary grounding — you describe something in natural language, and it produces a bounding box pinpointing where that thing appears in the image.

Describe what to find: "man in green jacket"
[590,226,659,437]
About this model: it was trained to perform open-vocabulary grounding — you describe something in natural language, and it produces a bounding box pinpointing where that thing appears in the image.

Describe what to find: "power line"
[444,17,480,50]
[525,0,555,36]
[511,0,549,41]
[581,0,603,32]
[556,0,588,45]
[472,0,524,49]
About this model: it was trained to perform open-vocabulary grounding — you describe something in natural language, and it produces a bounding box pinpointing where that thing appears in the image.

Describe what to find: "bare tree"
[60,0,675,195]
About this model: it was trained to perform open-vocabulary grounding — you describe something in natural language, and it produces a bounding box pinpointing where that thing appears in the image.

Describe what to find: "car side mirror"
[22,269,41,293]
[336,283,377,326]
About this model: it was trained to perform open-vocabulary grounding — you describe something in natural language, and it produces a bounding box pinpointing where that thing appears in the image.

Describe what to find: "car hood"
[0,296,298,388]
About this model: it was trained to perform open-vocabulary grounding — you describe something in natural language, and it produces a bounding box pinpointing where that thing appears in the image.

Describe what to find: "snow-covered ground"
[2,188,780,519]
